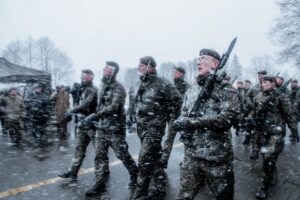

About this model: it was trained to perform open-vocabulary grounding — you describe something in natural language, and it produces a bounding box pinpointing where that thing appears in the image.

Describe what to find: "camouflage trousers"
[4,119,22,144]
[69,127,96,175]
[94,130,138,183]
[177,155,234,200]
[132,136,166,199]
[161,121,177,166]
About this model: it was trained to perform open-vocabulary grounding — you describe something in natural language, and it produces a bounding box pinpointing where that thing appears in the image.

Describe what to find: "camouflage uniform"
[1,95,25,143]
[176,75,240,200]
[161,77,190,167]
[92,78,138,186]
[66,81,97,176]
[249,87,298,196]
[132,74,182,199]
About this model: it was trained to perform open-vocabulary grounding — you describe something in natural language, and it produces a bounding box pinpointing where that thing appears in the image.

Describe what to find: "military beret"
[244,80,252,84]
[106,61,119,73]
[81,69,94,76]
[237,81,243,84]
[261,75,275,82]
[199,49,221,61]
[175,66,186,74]
[8,87,17,92]
[276,76,284,81]
[257,70,267,75]
[291,79,298,83]
[140,56,157,68]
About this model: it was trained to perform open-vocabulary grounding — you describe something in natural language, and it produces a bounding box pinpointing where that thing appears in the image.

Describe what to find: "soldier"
[58,69,97,181]
[131,56,182,199]
[221,76,233,89]
[161,66,190,169]
[250,70,268,159]
[25,83,50,145]
[246,75,299,199]
[173,49,240,200]
[1,87,25,144]
[233,81,245,135]
[50,84,70,139]
[84,61,138,196]
[290,80,300,121]
[242,80,255,145]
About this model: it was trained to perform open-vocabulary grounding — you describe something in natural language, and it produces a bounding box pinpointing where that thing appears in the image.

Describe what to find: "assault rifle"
[180,37,237,147]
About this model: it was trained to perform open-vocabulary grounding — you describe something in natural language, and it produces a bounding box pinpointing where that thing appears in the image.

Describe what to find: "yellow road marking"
[0,143,183,198]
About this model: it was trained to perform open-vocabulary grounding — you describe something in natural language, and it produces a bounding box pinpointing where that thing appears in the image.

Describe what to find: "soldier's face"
[291,82,298,89]
[237,83,243,88]
[174,70,184,79]
[138,63,155,75]
[103,65,115,77]
[9,90,17,97]
[261,80,275,91]
[275,78,284,86]
[81,73,93,83]
[197,55,218,76]
[244,82,251,89]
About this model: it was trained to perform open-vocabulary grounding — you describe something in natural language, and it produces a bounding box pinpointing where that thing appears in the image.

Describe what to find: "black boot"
[270,169,278,186]
[243,135,250,145]
[85,182,105,197]
[250,150,259,160]
[58,171,77,181]
[256,188,268,199]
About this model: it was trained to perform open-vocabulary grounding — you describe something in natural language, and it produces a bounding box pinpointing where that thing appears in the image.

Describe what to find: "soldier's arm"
[190,88,240,130]
[70,87,96,114]
[279,93,299,138]
[95,85,125,117]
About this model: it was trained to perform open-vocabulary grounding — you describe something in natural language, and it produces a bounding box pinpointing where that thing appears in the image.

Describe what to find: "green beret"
[140,56,157,68]
[261,75,275,82]
[81,69,94,76]
[291,79,298,83]
[199,49,221,61]
[257,70,267,75]
[276,76,284,81]
[175,66,186,74]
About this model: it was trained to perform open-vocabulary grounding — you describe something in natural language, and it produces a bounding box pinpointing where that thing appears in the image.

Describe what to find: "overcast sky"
[0,0,280,78]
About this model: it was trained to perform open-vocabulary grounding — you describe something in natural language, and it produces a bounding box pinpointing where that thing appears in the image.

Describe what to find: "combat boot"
[58,171,77,181]
[250,150,259,160]
[85,181,105,197]
[270,169,278,185]
[256,188,268,199]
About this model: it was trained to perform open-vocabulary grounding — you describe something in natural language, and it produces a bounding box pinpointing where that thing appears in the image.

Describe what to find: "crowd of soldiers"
[1,47,300,200]
[0,83,70,146]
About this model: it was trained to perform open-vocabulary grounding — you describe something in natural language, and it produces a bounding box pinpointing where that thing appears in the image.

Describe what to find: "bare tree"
[271,0,300,66]
[23,36,35,68]
[51,51,74,86]
[227,54,243,80]
[36,37,55,72]
[2,40,24,65]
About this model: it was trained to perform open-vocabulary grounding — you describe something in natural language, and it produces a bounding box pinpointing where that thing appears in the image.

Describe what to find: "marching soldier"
[131,56,182,199]
[84,61,138,196]
[161,66,190,169]
[173,49,240,200]
[247,75,299,199]
[58,69,97,181]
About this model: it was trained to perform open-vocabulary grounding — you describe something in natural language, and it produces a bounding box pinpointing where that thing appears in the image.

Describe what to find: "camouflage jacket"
[95,79,126,132]
[136,74,182,138]
[26,91,50,123]
[174,78,190,97]
[181,75,240,162]
[250,89,298,139]
[290,87,299,105]
[1,95,25,122]
[69,82,97,116]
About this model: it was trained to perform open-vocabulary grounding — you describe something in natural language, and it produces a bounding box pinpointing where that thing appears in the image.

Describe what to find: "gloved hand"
[172,117,191,131]
[82,113,98,124]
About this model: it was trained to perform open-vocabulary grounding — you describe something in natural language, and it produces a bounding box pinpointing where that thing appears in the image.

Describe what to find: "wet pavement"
[0,122,300,200]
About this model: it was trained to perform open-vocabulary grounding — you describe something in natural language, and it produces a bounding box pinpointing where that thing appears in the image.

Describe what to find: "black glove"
[64,112,73,119]
[172,117,191,131]
[82,113,98,125]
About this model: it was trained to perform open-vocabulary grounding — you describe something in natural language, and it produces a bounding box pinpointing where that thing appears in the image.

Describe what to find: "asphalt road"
[0,122,300,200]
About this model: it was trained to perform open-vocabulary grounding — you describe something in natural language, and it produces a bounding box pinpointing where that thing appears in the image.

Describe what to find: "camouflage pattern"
[161,77,190,167]
[176,74,240,200]
[132,74,182,199]
[0,95,25,143]
[93,79,138,184]
[249,88,298,191]
[67,82,98,176]
[290,86,300,121]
